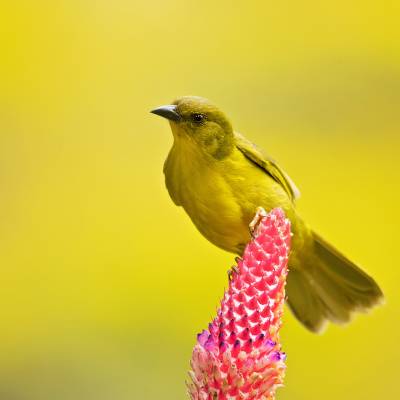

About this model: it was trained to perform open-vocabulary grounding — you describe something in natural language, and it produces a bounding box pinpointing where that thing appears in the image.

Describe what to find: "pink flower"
[188,208,291,400]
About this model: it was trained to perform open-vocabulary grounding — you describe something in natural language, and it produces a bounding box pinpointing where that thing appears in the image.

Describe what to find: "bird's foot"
[249,207,268,237]
[227,257,243,281]
[228,265,239,281]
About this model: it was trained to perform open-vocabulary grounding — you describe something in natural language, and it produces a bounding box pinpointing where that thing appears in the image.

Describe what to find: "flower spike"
[188,208,291,400]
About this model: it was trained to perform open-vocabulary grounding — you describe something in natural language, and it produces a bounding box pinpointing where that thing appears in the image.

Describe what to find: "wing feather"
[234,131,300,202]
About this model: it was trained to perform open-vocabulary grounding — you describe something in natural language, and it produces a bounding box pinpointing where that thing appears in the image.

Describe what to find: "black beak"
[150,105,181,122]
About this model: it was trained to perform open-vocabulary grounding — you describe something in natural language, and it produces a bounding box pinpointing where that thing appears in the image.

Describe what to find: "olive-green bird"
[151,96,383,333]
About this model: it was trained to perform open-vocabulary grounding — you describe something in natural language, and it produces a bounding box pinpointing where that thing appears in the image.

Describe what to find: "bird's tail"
[286,231,384,333]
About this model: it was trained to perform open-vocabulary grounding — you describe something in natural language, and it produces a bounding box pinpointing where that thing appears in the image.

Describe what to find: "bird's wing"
[234,131,300,202]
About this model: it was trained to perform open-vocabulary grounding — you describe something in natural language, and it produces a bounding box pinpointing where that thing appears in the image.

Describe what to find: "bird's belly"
[179,172,250,254]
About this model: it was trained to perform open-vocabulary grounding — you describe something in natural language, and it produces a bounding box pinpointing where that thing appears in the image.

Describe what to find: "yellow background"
[1,1,399,399]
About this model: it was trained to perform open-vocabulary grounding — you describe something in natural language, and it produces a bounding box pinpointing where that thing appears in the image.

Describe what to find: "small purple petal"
[270,351,283,361]
[197,330,209,346]
[204,336,216,352]
[219,341,227,353]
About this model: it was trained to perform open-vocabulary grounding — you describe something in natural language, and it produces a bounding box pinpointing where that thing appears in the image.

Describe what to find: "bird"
[151,96,384,333]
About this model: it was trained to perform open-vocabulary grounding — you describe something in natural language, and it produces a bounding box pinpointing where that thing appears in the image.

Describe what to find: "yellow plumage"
[153,96,384,332]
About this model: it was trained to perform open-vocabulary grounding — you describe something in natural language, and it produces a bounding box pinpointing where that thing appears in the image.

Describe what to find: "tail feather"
[286,270,327,333]
[313,233,384,310]
[286,232,384,333]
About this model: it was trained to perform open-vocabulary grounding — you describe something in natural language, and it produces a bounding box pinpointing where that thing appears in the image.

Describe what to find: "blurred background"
[1,1,399,399]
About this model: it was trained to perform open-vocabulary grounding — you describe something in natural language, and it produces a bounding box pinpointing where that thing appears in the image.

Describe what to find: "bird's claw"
[249,207,268,237]
[228,265,239,281]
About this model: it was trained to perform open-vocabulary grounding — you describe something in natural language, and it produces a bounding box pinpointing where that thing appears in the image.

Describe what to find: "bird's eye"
[191,113,205,123]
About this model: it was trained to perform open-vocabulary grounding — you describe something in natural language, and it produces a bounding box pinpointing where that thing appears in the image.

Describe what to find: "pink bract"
[188,208,291,400]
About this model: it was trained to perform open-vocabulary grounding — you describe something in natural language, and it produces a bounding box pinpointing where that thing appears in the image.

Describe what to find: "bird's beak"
[150,105,181,122]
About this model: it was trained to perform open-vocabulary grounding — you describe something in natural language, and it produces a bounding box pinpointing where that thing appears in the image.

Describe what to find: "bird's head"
[151,96,234,159]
